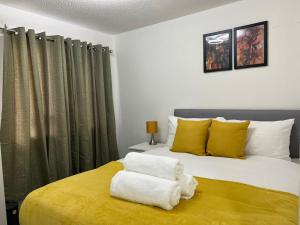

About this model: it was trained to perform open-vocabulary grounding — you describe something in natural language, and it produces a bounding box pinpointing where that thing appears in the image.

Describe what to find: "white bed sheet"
[142,147,300,196]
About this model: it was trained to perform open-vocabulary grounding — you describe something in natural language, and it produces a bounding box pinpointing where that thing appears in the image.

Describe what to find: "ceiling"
[0,0,239,34]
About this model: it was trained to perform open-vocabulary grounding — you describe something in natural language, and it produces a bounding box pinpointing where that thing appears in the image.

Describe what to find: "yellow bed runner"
[20,161,298,225]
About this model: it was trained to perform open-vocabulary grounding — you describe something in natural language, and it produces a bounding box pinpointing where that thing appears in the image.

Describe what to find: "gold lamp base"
[149,134,157,145]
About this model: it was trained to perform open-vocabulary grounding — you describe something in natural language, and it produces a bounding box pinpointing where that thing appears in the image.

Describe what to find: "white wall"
[0,4,121,225]
[0,4,113,46]
[115,0,300,156]
[0,35,6,225]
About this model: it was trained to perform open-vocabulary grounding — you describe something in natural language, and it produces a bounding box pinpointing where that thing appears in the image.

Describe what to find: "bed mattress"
[19,147,299,225]
[144,147,300,195]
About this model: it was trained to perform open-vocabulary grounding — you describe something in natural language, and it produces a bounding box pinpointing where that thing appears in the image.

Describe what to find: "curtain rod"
[0,27,113,54]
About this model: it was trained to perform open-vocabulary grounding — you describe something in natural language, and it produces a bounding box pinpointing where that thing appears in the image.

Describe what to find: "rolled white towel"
[179,174,198,200]
[110,170,181,210]
[123,152,184,180]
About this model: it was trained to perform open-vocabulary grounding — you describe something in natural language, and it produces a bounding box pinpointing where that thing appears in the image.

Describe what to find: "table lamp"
[146,121,158,145]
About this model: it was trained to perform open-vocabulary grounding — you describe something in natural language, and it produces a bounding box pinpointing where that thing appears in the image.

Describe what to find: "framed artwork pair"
[203,21,268,73]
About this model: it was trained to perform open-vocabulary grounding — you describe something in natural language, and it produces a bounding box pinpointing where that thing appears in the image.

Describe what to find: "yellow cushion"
[207,120,250,158]
[171,119,212,155]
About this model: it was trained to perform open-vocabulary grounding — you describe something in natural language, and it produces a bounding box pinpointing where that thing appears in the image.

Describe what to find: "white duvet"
[142,147,300,196]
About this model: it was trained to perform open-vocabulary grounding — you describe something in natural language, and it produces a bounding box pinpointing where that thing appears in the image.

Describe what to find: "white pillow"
[166,116,224,147]
[217,117,295,160]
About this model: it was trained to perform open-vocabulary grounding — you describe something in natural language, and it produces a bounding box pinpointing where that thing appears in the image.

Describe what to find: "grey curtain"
[0,27,119,201]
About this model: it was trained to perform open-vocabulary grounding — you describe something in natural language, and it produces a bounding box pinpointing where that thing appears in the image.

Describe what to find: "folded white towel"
[110,170,181,210]
[123,152,184,180]
[179,174,198,199]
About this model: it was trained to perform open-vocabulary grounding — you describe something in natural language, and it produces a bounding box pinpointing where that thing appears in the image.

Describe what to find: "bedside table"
[128,142,167,152]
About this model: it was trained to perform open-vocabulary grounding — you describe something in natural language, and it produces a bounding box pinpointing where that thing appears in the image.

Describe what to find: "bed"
[19,109,300,225]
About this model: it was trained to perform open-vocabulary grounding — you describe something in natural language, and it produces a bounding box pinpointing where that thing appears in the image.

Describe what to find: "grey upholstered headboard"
[174,109,300,158]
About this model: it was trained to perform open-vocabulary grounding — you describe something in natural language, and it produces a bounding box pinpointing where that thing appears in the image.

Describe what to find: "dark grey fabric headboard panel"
[174,109,300,158]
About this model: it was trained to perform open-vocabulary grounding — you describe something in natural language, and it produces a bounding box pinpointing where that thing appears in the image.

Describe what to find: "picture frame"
[234,21,268,69]
[203,29,232,73]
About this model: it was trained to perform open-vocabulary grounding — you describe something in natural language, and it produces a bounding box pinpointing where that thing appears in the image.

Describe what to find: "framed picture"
[203,29,232,73]
[234,21,268,69]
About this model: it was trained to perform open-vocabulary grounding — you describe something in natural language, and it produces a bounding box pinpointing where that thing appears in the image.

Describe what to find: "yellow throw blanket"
[20,161,298,225]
